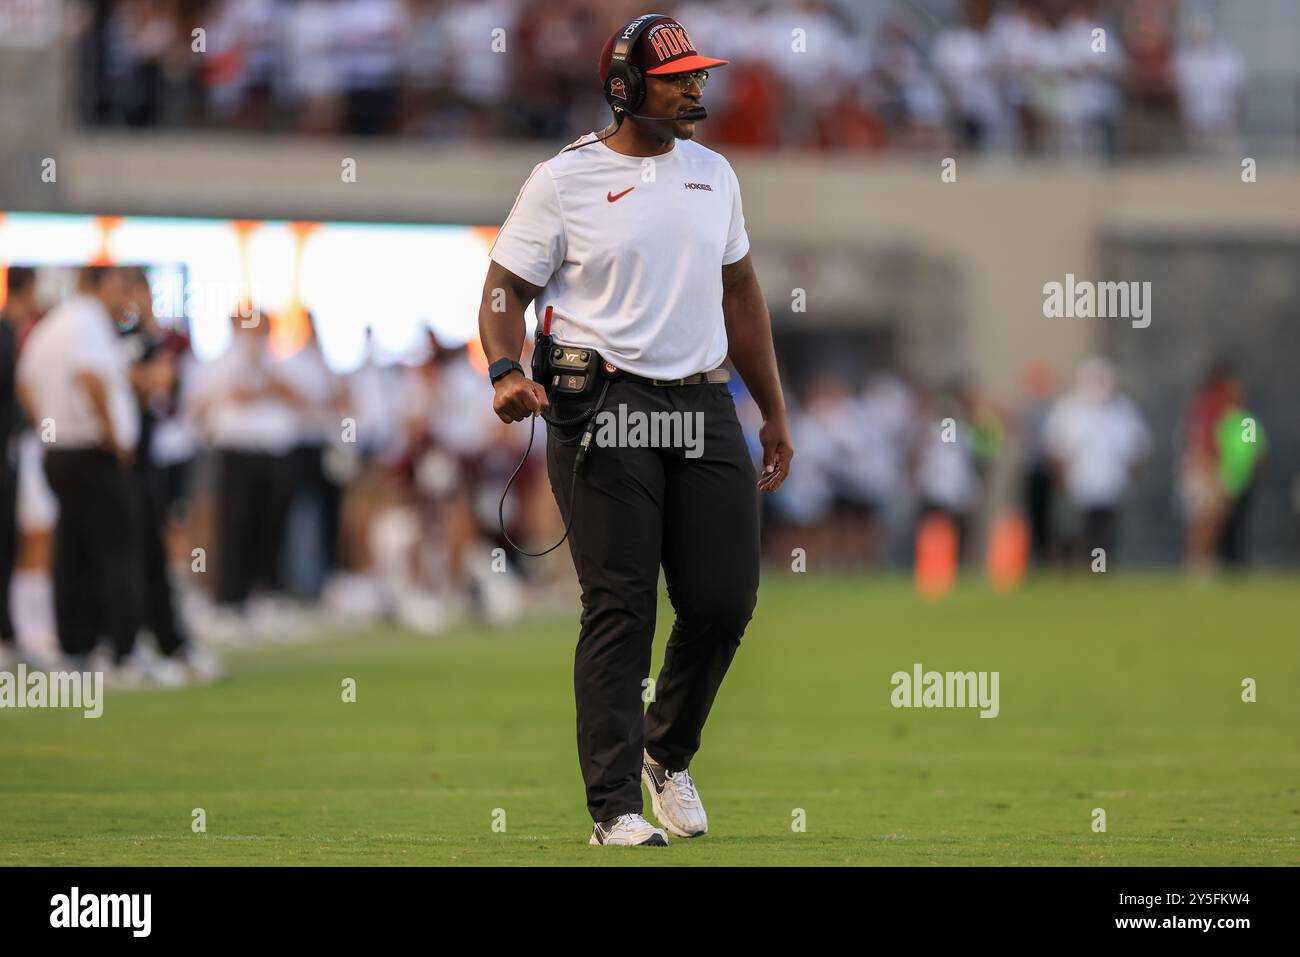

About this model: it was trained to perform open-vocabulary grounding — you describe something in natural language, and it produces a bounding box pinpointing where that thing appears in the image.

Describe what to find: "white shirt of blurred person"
[346,329,403,460]
[1053,2,1123,155]
[285,0,342,128]
[274,318,345,450]
[989,0,1044,118]
[1043,358,1149,511]
[749,0,867,117]
[434,0,518,106]
[18,278,140,457]
[404,339,515,469]
[914,402,981,517]
[1173,18,1245,150]
[191,314,300,454]
[336,0,407,91]
[204,0,278,116]
[931,0,1008,150]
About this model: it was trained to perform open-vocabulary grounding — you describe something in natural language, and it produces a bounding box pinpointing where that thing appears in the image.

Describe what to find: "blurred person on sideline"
[2,272,59,668]
[394,333,527,628]
[0,268,39,670]
[120,270,223,683]
[1055,0,1123,157]
[15,267,144,681]
[910,385,990,561]
[931,0,1006,152]
[1172,15,1246,155]
[1119,0,1179,155]
[277,312,349,599]
[336,0,409,135]
[188,309,304,636]
[1017,360,1059,566]
[1043,357,1149,567]
[203,0,279,127]
[284,0,344,134]
[1180,360,1266,575]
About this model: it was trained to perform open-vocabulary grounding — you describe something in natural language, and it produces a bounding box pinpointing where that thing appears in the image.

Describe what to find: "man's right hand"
[493,372,550,423]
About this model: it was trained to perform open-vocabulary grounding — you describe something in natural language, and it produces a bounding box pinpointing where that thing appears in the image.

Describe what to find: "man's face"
[97,269,135,316]
[640,69,708,139]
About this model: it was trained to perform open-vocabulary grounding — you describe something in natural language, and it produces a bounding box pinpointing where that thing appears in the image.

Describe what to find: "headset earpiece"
[604,13,666,116]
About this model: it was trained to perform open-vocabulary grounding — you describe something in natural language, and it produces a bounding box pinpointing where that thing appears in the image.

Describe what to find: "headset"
[565,13,707,154]
[605,12,665,118]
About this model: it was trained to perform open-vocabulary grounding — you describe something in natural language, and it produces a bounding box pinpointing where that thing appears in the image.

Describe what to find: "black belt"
[617,368,731,387]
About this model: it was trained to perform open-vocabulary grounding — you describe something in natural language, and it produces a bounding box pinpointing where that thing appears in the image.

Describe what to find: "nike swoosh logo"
[607,187,635,203]
[645,762,666,793]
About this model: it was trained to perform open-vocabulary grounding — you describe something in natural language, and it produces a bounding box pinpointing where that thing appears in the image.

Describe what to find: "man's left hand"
[757,417,793,493]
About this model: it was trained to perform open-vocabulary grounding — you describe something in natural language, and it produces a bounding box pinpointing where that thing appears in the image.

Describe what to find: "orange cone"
[987,512,1029,592]
[915,514,958,600]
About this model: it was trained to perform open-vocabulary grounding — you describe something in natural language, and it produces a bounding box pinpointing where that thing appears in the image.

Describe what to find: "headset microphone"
[628,105,708,122]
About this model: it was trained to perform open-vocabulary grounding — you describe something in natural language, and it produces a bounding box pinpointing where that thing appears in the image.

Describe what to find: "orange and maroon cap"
[598,15,729,81]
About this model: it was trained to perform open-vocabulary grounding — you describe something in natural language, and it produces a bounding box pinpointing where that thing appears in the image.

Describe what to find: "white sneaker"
[104,660,151,691]
[589,813,669,847]
[147,655,193,689]
[181,643,228,684]
[643,752,708,838]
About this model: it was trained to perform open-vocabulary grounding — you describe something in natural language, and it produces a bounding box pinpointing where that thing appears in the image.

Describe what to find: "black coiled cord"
[497,379,610,557]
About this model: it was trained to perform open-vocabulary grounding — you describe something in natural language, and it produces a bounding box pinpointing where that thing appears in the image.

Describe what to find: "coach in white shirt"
[1044,357,1150,564]
[17,267,142,666]
[190,310,304,611]
[479,13,793,848]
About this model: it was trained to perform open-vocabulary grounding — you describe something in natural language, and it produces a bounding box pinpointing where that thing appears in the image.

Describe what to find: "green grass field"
[2,576,1297,866]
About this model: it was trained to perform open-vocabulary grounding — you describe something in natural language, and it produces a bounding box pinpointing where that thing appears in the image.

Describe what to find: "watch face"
[490,359,518,382]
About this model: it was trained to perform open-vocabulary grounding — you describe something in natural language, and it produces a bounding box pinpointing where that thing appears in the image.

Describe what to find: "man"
[121,270,222,683]
[189,309,304,633]
[16,267,142,674]
[479,13,793,847]
[0,267,39,670]
[1044,357,1149,565]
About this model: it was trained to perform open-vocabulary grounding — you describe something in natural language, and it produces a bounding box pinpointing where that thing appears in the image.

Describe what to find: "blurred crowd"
[78,0,1247,156]
[0,265,566,688]
[763,353,1266,573]
[0,264,1270,685]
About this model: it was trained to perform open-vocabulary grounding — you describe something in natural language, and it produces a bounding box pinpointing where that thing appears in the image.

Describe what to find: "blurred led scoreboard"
[0,212,518,370]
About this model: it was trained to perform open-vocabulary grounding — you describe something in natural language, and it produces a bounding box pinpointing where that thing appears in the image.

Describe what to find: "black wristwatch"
[488,357,525,385]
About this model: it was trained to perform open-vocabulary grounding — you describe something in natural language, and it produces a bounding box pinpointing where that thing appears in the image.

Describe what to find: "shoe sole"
[642,767,708,839]
[589,830,669,846]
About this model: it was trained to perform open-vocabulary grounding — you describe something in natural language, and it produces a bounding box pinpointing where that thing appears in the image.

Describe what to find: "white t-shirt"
[489,133,750,381]
[1044,393,1149,508]
[276,341,339,445]
[190,337,301,453]
[18,294,140,451]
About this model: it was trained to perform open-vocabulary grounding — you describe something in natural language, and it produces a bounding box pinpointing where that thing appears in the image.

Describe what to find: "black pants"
[1219,483,1255,567]
[132,462,187,656]
[1081,506,1118,565]
[546,380,760,822]
[1023,465,1053,565]
[215,449,294,607]
[43,448,141,662]
[0,455,16,646]
[289,443,342,586]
